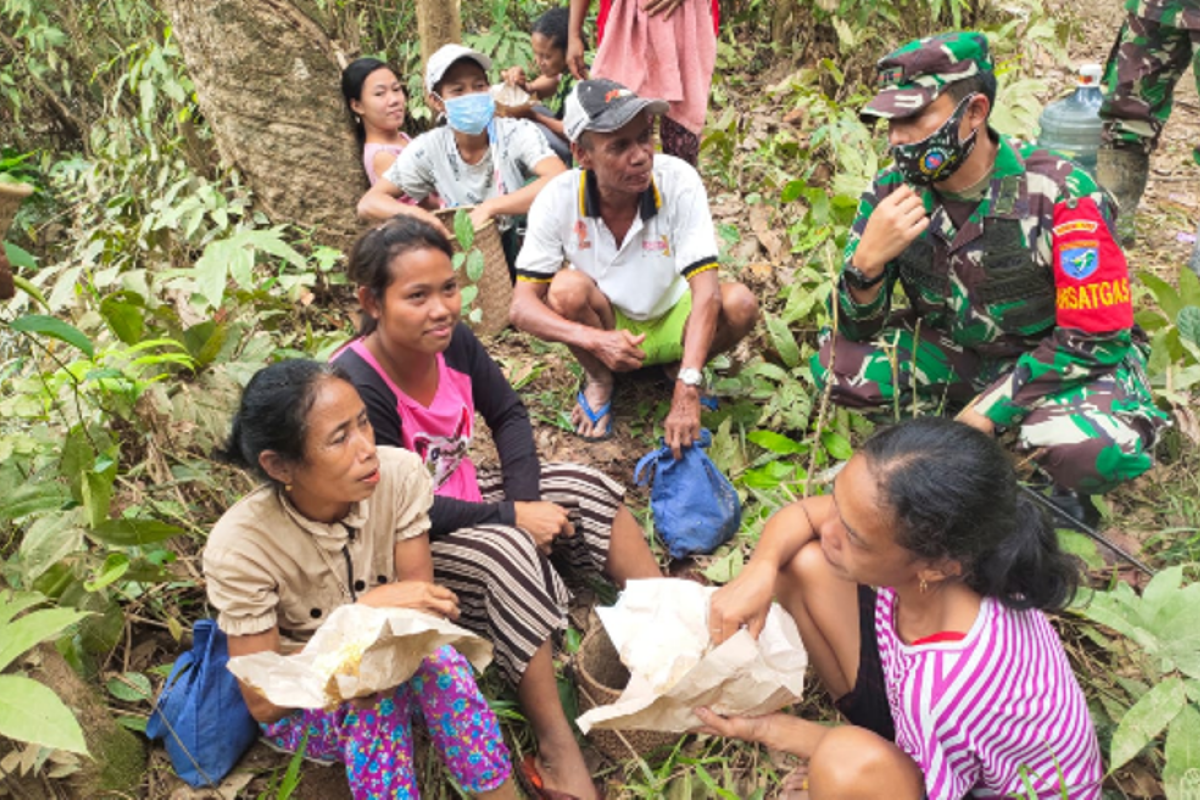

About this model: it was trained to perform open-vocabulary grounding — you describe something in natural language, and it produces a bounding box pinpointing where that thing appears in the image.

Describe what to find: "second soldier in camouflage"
[812,31,1169,496]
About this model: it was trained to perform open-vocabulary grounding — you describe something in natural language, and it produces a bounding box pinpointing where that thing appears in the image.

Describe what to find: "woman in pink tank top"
[342,58,436,207]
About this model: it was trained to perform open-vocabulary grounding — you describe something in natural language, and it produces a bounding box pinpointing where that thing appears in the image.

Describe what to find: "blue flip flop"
[575,389,614,442]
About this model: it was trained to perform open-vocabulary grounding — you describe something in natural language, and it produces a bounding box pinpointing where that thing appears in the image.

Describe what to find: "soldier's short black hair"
[944,72,997,116]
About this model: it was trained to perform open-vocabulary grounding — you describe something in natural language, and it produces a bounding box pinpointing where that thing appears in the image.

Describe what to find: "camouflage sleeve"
[834,173,899,341]
[973,178,1134,427]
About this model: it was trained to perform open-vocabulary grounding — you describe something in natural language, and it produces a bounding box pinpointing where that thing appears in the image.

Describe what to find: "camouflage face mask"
[890,93,979,186]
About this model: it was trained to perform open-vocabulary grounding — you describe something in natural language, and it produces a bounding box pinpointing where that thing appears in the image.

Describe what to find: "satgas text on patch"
[1059,242,1100,281]
[1052,220,1099,237]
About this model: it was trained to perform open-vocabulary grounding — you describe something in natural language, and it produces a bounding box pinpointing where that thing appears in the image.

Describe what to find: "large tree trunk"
[160,0,364,249]
[416,0,462,68]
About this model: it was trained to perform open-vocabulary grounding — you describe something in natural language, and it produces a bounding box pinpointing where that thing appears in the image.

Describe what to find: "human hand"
[956,405,995,436]
[592,329,647,372]
[502,66,528,88]
[350,692,382,710]
[664,383,701,460]
[642,0,684,18]
[707,561,776,645]
[853,185,929,276]
[357,580,460,620]
[566,34,589,81]
[468,202,495,230]
[514,501,574,555]
[414,207,453,239]
[692,707,772,744]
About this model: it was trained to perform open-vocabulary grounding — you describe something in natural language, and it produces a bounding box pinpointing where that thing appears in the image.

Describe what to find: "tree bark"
[159,0,365,249]
[416,0,462,70]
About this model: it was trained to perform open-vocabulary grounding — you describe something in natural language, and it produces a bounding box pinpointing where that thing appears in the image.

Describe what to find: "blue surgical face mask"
[441,91,495,135]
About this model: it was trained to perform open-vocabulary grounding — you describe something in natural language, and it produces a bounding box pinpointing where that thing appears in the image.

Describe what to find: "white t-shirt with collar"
[383,118,555,231]
[515,154,719,321]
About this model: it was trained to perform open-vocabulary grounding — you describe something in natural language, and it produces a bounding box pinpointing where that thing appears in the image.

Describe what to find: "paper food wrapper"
[576,578,807,734]
[227,605,492,709]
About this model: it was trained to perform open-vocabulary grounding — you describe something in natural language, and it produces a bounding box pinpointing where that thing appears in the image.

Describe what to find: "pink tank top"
[363,137,414,196]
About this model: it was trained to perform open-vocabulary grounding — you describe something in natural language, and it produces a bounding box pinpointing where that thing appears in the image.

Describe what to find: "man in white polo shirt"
[511,78,758,457]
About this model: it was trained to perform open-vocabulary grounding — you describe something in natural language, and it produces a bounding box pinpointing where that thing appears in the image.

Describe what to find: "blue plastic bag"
[634,428,742,559]
[146,619,259,787]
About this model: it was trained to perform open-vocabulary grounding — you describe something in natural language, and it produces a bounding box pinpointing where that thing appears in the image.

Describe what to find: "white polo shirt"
[515,154,719,321]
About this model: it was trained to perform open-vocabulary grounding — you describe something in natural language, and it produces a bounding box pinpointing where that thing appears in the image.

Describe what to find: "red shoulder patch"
[1052,197,1133,333]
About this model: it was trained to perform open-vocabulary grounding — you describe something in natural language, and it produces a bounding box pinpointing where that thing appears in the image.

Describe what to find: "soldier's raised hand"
[853,185,930,276]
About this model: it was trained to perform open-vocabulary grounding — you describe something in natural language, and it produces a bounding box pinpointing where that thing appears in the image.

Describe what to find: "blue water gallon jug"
[1036,63,1104,174]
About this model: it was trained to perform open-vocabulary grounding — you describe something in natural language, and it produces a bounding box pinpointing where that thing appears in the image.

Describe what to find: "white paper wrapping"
[576,578,807,734]
[227,605,492,709]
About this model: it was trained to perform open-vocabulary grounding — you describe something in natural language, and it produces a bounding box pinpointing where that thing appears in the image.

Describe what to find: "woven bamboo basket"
[573,626,679,762]
[0,181,34,300]
[434,207,512,337]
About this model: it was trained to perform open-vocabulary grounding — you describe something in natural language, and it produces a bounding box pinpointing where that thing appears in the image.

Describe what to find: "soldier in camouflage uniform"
[1096,0,1200,257]
[811,32,1170,496]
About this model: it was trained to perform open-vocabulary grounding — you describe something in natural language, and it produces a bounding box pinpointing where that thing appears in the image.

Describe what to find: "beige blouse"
[203,447,433,643]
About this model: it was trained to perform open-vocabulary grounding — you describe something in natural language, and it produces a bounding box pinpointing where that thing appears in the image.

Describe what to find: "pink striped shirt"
[875,587,1103,800]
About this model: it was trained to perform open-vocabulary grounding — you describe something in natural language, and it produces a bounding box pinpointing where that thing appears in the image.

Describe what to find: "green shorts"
[613,292,692,367]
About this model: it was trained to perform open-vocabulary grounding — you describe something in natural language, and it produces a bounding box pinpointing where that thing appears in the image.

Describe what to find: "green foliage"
[0,591,91,754]
[1137,269,1200,404]
[1075,567,1200,796]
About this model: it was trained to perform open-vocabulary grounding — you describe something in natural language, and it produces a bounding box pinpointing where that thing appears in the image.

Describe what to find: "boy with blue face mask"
[812,31,1168,511]
[358,44,567,266]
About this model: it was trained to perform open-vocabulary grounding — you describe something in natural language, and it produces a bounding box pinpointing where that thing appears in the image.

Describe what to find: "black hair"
[861,417,1079,612]
[341,57,404,144]
[216,359,350,484]
[532,7,579,52]
[347,214,456,336]
[944,72,997,118]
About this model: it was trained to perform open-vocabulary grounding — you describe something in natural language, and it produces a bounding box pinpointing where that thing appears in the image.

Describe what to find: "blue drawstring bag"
[146,619,260,787]
[634,428,742,559]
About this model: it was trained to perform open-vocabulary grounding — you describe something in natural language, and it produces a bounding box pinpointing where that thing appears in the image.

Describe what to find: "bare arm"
[358,532,460,618]
[227,627,292,724]
[707,499,827,642]
[510,280,647,371]
[532,112,566,139]
[664,268,721,458]
[357,177,451,236]
[567,0,591,80]
[471,154,567,226]
[693,707,832,758]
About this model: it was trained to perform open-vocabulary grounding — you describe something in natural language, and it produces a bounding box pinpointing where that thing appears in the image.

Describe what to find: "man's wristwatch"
[843,264,887,291]
[677,367,704,388]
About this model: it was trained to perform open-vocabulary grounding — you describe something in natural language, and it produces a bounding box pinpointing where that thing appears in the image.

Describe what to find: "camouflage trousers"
[1100,11,1200,164]
[811,323,1166,494]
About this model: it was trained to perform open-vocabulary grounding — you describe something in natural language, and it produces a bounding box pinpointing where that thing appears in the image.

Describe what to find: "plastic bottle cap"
[1078,63,1103,86]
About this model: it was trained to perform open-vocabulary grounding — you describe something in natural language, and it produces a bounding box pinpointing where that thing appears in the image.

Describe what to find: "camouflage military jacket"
[838,135,1139,428]
[1127,0,1200,30]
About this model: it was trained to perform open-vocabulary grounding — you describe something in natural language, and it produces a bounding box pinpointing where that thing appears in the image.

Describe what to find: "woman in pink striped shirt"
[697,417,1103,800]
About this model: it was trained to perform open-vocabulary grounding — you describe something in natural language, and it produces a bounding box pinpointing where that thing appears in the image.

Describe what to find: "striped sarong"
[429,461,624,686]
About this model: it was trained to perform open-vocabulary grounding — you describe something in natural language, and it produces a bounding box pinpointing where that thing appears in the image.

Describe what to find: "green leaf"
[1180,268,1200,309]
[1178,306,1200,347]
[781,179,806,204]
[0,607,92,673]
[1139,271,1184,321]
[563,628,582,655]
[9,314,94,358]
[453,209,475,250]
[1056,529,1104,571]
[1163,703,1200,800]
[701,548,744,584]
[12,275,50,310]
[99,296,145,345]
[4,241,37,270]
[820,430,854,461]
[0,675,89,755]
[0,591,49,626]
[84,553,130,593]
[106,672,152,703]
[1110,676,1186,771]
[88,519,185,547]
[747,430,807,455]
[18,511,85,583]
[465,249,485,283]
[765,314,801,368]
[0,481,70,523]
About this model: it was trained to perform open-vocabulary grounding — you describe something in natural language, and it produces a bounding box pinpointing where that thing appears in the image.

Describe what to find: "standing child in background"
[501,7,578,165]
